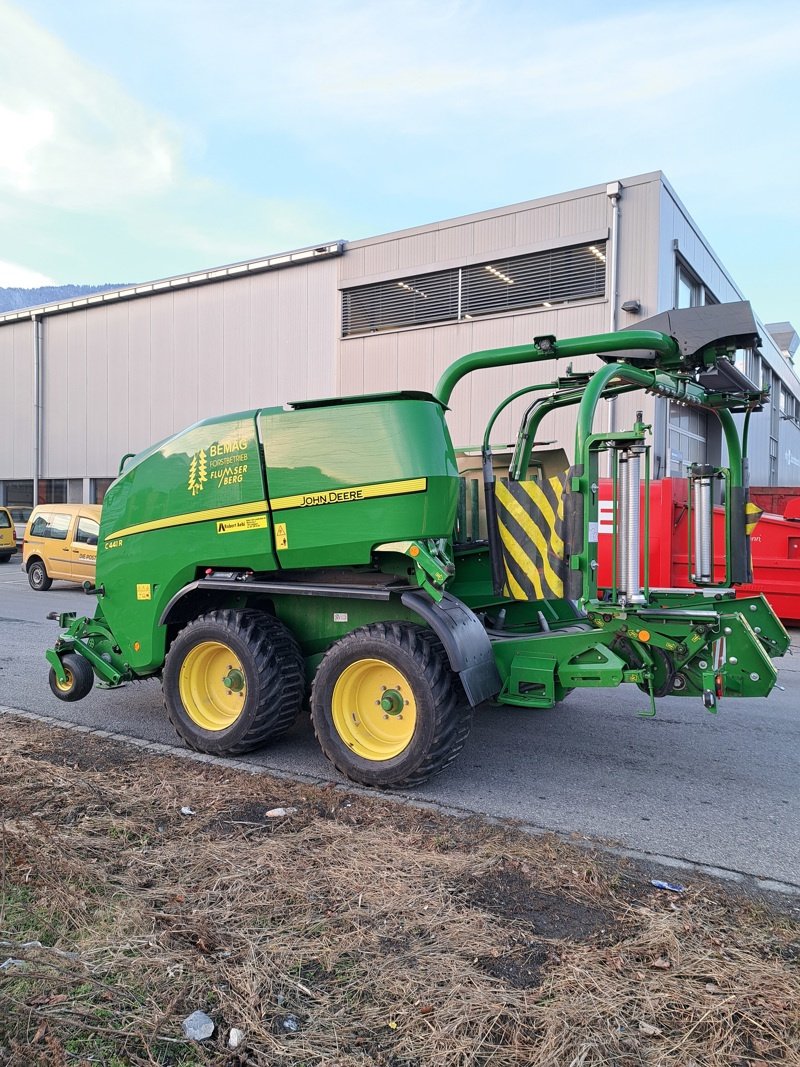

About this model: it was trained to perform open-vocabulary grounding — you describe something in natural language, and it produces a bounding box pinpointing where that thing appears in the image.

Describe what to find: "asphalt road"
[1,555,798,888]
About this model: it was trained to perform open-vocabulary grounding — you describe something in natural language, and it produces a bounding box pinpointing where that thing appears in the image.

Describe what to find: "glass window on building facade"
[675,261,718,309]
[668,402,708,476]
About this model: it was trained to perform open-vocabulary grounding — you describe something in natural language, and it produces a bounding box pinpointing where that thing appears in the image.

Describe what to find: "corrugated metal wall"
[2,172,798,495]
[0,320,34,478]
[657,181,800,485]
[0,259,340,482]
[338,177,662,449]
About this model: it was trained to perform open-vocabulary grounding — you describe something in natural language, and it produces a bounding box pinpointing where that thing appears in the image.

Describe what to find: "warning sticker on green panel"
[216,515,268,535]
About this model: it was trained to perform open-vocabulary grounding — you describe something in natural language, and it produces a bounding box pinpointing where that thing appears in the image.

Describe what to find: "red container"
[596,478,800,625]
[749,486,800,517]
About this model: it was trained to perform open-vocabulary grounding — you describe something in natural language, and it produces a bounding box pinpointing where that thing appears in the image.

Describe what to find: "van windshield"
[0,512,10,528]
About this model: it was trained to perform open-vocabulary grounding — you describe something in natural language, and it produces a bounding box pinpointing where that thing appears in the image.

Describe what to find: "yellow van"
[0,507,15,563]
[23,504,102,591]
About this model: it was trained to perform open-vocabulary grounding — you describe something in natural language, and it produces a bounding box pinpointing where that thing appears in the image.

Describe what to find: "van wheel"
[49,653,94,702]
[163,609,305,756]
[311,622,473,789]
[28,560,52,591]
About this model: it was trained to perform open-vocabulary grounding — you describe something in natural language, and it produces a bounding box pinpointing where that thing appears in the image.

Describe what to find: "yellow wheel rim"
[331,658,417,761]
[179,640,247,731]
[55,667,74,693]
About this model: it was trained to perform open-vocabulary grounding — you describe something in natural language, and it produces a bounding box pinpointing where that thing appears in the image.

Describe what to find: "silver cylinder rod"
[617,453,628,596]
[693,474,713,582]
[624,450,641,599]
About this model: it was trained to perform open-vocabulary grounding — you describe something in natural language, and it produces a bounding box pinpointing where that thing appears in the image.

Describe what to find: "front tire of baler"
[49,652,94,702]
[162,609,305,756]
[310,622,473,789]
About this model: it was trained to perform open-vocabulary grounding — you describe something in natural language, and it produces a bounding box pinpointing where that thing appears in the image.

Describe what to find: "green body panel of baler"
[92,393,459,674]
[96,412,274,672]
[260,396,459,569]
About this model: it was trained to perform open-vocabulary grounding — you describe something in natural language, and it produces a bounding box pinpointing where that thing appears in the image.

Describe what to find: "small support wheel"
[636,645,676,698]
[28,560,52,591]
[49,652,94,702]
[616,637,675,698]
[310,622,472,788]
[163,609,305,756]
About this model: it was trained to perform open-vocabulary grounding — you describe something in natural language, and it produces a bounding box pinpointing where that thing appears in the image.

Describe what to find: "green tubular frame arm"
[434,330,679,408]
[436,317,760,601]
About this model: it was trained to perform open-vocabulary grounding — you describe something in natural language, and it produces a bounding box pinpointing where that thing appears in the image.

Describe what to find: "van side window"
[30,515,49,536]
[47,513,71,540]
[76,518,99,546]
[0,511,10,529]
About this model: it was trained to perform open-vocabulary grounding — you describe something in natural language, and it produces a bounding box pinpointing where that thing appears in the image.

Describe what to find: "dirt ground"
[0,713,798,1066]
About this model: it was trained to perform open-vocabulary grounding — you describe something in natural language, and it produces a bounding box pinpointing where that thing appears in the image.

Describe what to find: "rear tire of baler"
[162,609,305,756]
[28,559,52,591]
[49,652,94,702]
[310,622,473,789]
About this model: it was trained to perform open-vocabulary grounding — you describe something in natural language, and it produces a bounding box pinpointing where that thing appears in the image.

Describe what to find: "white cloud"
[0,259,55,287]
[165,1,800,133]
[0,1,180,210]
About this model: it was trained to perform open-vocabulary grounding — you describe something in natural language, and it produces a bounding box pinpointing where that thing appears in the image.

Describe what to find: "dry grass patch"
[0,714,798,1065]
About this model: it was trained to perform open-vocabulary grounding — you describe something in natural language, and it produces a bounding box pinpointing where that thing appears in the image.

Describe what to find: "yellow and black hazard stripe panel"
[494,474,567,600]
[745,501,763,535]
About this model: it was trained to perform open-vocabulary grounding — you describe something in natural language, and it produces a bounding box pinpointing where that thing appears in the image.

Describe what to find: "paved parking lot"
[1,553,798,889]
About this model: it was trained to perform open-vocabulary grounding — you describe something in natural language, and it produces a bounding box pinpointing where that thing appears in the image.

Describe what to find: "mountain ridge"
[0,284,131,314]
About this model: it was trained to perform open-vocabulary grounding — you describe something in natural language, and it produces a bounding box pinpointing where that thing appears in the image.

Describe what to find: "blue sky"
[1,0,798,327]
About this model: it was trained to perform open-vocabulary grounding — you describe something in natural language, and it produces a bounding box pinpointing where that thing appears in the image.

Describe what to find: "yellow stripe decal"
[745,501,763,535]
[496,481,564,597]
[106,500,269,542]
[270,477,427,511]
[497,515,545,600]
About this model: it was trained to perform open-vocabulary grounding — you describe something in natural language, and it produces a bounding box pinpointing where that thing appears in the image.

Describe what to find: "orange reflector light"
[638,630,650,642]
[133,642,141,652]
[409,545,420,557]
[715,674,723,698]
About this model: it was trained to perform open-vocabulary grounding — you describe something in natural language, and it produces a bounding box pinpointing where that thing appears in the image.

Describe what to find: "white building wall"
[657,179,800,485]
[337,178,647,449]
[5,258,341,486]
[0,321,34,482]
[1,172,798,500]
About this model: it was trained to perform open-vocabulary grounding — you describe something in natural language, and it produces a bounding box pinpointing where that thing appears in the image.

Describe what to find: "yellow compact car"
[23,504,102,591]
[0,507,15,563]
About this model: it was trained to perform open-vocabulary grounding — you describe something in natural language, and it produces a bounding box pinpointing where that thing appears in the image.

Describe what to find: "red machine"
[596,479,800,625]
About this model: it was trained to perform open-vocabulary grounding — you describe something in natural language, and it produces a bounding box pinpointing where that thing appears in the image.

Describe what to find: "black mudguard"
[401,589,501,707]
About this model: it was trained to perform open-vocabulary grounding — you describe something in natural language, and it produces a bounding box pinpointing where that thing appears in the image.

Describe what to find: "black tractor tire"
[49,652,94,702]
[28,559,52,591]
[163,609,305,756]
[310,622,473,789]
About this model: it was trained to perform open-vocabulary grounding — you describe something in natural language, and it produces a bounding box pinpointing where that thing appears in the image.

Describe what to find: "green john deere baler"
[46,301,789,787]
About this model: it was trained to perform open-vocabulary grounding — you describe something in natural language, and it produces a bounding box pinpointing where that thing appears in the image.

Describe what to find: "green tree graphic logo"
[188,449,208,495]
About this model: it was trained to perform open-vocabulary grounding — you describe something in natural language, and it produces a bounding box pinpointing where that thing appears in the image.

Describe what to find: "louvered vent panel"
[343,270,459,336]
[341,242,606,336]
[463,243,606,316]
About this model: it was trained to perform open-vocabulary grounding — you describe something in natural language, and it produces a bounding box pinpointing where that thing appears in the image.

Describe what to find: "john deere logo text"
[188,449,208,495]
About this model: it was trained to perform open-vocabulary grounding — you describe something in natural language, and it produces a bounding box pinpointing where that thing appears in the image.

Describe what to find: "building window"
[675,260,717,309]
[668,401,708,476]
[92,478,115,504]
[37,479,68,505]
[735,347,760,384]
[341,241,607,337]
[1,480,33,507]
[780,386,799,425]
